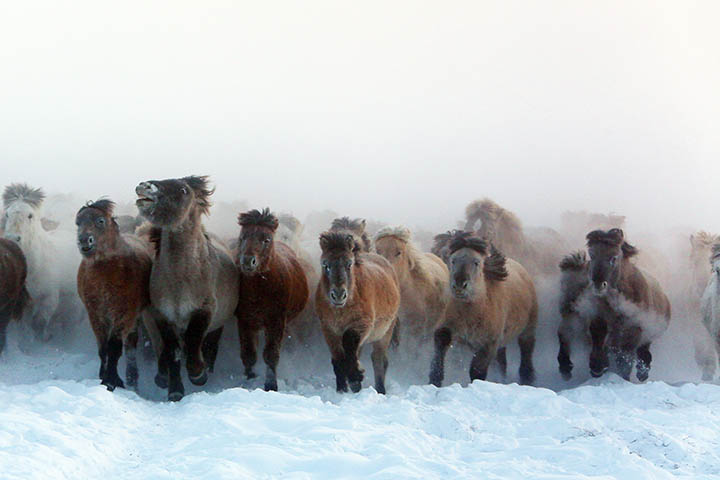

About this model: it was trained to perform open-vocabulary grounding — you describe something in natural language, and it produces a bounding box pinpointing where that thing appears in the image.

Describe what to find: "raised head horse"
[76,199,157,391]
[135,176,239,401]
[316,232,400,394]
[2,183,83,340]
[234,208,309,391]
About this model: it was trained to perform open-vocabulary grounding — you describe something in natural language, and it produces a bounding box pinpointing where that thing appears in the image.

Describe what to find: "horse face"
[2,202,40,245]
[238,226,274,275]
[374,236,406,269]
[448,247,483,301]
[75,208,112,257]
[321,251,354,308]
[135,179,194,227]
[587,243,622,296]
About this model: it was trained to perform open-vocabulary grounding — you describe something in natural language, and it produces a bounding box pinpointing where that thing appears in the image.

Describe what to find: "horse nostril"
[462,281,468,289]
[250,257,257,267]
[601,281,608,289]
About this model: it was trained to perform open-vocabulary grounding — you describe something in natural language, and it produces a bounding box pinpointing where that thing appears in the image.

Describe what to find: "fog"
[1,1,719,232]
[1,2,719,392]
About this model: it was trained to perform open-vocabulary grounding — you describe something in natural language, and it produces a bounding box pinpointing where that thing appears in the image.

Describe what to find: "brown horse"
[76,199,155,391]
[136,176,239,401]
[235,208,309,391]
[374,226,448,342]
[330,217,372,252]
[316,232,400,394]
[557,228,671,381]
[0,238,29,355]
[431,229,465,264]
[430,232,538,387]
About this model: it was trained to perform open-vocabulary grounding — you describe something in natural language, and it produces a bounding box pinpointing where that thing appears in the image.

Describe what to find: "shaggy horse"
[235,208,309,391]
[557,229,671,382]
[464,198,568,276]
[2,183,83,341]
[316,232,400,394]
[330,217,372,252]
[430,232,538,387]
[136,176,239,401]
[699,244,720,380]
[431,229,465,264]
[691,232,720,299]
[76,200,155,391]
[374,226,448,342]
[0,238,29,355]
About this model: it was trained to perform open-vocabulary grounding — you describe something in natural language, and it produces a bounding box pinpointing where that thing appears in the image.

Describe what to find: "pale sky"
[1,1,718,232]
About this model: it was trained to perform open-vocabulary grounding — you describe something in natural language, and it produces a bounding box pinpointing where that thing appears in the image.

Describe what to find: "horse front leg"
[613,325,641,381]
[429,327,452,387]
[185,309,211,386]
[262,317,286,392]
[322,325,348,393]
[237,316,259,380]
[589,317,609,377]
[557,314,575,381]
[156,319,184,402]
[342,328,366,393]
[469,338,500,383]
[102,332,125,391]
[201,326,224,374]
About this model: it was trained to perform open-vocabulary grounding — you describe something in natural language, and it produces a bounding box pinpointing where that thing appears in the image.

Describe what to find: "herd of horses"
[1,176,719,402]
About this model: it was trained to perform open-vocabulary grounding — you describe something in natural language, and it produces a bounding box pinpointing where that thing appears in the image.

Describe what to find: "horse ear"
[359,219,367,230]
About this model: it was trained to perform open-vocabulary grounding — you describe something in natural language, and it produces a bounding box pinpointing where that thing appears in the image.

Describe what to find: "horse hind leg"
[495,347,507,380]
[156,319,184,402]
[124,322,139,390]
[185,310,211,386]
[429,327,452,387]
[518,330,536,386]
[614,326,642,382]
[237,318,259,380]
[371,325,395,394]
[557,316,574,381]
[0,310,11,356]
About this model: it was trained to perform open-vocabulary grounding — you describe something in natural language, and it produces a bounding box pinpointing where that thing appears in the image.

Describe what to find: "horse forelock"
[3,183,45,209]
[238,208,279,231]
[448,231,489,256]
[78,199,116,218]
[375,226,411,244]
[182,175,214,215]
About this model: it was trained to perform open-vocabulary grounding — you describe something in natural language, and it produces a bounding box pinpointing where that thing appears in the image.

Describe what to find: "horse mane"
[319,231,363,264]
[559,251,587,272]
[465,198,522,231]
[712,244,720,261]
[448,231,508,282]
[182,175,214,216]
[375,226,426,273]
[278,213,302,233]
[586,228,639,258]
[78,199,116,218]
[448,231,488,256]
[693,231,720,248]
[238,208,279,231]
[330,216,371,252]
[3,183,45,209]
[484,245,509,282]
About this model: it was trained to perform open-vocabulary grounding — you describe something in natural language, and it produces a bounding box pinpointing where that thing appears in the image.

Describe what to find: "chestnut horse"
[316,232,400,394]
[76,199,155,391]
[235,208,309,391]
[557,228,671,382]
[0,238,29,355]
[430,232,538,387]
[136,176,239,401]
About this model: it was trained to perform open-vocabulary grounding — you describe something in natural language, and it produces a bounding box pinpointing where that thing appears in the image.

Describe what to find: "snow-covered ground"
[1,280,718,479]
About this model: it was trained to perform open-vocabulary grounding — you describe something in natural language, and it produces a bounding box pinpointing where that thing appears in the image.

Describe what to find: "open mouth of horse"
[135,196,155,208]
[79,245,95,255]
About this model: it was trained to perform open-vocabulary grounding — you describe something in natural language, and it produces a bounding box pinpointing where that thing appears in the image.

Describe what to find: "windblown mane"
[375,226,411,243]
[330,216,371,252]
[559,251,587,272]
[78,199,116,217]
[182,175,214,216]
[319,231,362,263]
[465,198,522,233]
[238,208,279,231]
[693,231,720,248]
[448,232,509,282]
[278,213,302,233]
[3,183,45,209]
[586,228,639,258]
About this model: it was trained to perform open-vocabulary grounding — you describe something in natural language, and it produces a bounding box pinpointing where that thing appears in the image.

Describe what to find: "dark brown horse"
[136,176,239,401]
[235,208,309,391]
[0,238,29,355]
[557,228,671,381]
[76,199,154,391]
[316,232,400,394]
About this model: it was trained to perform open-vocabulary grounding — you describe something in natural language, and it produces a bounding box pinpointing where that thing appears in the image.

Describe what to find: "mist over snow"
[1,1,720,479]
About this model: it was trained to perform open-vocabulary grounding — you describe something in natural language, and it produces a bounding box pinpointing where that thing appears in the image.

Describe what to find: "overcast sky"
[1,1,718,232]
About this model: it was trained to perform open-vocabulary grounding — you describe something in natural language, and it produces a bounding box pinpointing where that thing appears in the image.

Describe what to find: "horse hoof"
[168,391,184,402]
[264,381,278,392]
[349,380,362,393]
[590,367,607,378]
[154,373,169,389]
[637,371,649,382]
[102,377,124,392]
[189,369,208,386]
[246,370,257,380]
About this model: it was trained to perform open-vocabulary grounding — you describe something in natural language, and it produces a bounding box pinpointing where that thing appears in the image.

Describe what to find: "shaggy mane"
[448,231,508,281]
[559,251,587,272]
[448,231,489,256]
[238,208,279,231]
[375,225,411,243]
[320,231,353,253]
[484,245,509,282]
[3,183,46,209]
[182,175,214,215]
[78,199,116,217]
[586,228,639,258]
[693,231,720,248]
[465,198,522,233]
[330,216,371,252]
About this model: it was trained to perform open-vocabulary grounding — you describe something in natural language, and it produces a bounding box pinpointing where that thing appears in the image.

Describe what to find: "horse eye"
[28,214,33,219]
[97,218,105,226]
[181,187,188,195]
[395,251,401,257]
[474,260,480,267]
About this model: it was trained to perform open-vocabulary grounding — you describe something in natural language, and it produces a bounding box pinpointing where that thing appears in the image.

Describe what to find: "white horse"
[2,183,83,341]
[700,245,720,381]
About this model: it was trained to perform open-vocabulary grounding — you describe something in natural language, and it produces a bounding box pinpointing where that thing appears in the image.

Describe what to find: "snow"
[0,281,718,479]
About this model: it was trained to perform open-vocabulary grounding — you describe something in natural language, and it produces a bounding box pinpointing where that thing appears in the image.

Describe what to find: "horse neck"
[159,211,208,261]
[19,223,52,272]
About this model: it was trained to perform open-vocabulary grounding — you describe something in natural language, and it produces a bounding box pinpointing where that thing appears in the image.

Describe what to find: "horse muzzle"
[4,233,21,243]
[328,288,348,307]
[239,255,258,275]
[135,182,157,209]
[592,282,609,297]
[78,234,96,255]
